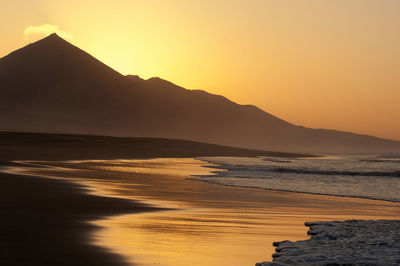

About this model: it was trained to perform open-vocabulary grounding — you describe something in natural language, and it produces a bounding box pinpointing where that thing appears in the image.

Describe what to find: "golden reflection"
[12,158,400,265]
[92,204,400,266]
[95,158,218,177]
[92,209,309,266]
[83,159,400,266]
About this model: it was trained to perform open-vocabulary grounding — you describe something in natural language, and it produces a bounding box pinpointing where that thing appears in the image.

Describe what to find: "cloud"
[24,24,73,41]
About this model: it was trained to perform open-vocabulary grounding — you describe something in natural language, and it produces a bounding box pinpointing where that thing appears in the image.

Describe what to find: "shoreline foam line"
[257,219,400,265]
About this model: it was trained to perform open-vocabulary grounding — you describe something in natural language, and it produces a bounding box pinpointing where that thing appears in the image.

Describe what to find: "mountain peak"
[46,32,60,38]
[0,32,123,79]
[32,32,71,47]
[42,32,64,41]
[0,33,73,61]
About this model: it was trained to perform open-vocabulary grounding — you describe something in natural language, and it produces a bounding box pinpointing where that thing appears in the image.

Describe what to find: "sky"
[1,0,399,140]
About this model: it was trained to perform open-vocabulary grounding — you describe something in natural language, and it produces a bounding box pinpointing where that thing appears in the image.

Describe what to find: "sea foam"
[257,220,400,265]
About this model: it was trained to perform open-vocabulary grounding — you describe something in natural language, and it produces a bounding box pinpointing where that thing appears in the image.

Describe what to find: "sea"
[195,154,400,202]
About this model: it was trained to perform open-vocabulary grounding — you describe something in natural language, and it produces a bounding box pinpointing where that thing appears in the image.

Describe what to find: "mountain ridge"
[0,34,399,153]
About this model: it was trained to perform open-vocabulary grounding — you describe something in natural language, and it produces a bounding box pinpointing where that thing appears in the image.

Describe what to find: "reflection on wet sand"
[93,210,309,266]
[13,158,400,266]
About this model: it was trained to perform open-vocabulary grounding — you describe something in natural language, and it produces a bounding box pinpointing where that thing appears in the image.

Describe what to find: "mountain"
[0,34,399,153]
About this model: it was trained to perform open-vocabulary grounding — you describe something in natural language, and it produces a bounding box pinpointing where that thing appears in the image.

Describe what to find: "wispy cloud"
[24,24,73,41]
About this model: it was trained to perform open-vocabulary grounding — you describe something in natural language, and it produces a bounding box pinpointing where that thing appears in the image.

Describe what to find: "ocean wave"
[197,156,400,202]
[359,159,400,163]
[205,164,400,178]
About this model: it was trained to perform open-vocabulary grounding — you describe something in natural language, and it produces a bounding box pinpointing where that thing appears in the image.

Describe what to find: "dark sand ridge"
[0,132,309,266]
[12,158,400,265]
[0,132,308,161]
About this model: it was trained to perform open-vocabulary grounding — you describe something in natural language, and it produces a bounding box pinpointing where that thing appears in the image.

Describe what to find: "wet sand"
[0,164,159,266]
[10,158,400,266]
[0,132,310,266]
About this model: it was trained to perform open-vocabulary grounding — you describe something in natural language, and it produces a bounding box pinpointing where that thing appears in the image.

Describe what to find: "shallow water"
[196,155,400,202]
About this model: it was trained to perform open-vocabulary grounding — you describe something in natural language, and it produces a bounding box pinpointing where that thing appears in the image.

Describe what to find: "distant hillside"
[0,34,399,153]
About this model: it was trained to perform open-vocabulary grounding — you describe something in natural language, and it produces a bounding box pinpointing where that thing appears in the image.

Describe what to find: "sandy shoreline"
[0,132,312,266]
[0,162,160,266]
[4,158,400,265]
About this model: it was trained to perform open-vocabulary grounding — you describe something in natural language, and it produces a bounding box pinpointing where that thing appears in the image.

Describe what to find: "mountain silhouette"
[0,33,399,153]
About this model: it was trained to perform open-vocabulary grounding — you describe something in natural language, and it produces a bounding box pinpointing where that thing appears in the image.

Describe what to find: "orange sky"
[1,0,399,140]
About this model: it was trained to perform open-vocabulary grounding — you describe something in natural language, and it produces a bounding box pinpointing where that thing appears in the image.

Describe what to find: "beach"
[2,157,399,265]
[3,3,400,265]
[0,132,309,266]
[3,2,400,264]
[0,161,156,266]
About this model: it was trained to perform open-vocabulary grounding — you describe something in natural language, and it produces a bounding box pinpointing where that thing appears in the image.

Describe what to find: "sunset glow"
[2,0,399,140]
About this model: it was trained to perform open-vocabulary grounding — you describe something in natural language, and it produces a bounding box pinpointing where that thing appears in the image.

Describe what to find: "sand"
[4,158,400,266]
[1,132,399,265]
[0,132,307,266]
[0,163,159,266]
